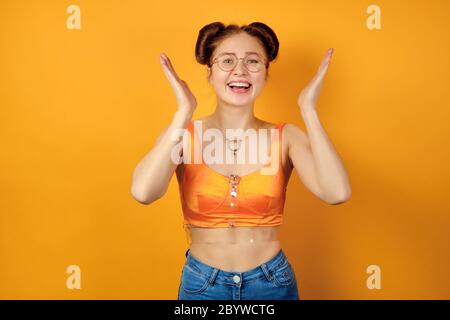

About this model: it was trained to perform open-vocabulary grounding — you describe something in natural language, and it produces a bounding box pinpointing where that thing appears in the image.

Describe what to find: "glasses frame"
[209,52,268,73]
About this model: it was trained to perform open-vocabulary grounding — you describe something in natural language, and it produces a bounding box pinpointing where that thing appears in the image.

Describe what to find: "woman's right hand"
[159,52,197,116]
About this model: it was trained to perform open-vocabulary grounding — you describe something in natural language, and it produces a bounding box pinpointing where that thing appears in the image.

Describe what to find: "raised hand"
[159,52,197,116]
[297,48,333,111]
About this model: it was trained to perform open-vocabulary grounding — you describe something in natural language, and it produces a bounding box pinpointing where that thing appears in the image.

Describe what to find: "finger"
[308,67,328,91]
[181,80,191,90]
[313,48,333,82]
[181,80,195,99]
[317,48,333,73]
[160,58,178,84]
[160,53,183,88]
[160,53,174,71]
[162,53,181,81]
[160,53,178,79]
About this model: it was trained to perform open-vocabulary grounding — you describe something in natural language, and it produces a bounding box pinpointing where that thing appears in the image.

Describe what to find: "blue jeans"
[178,248,300,300]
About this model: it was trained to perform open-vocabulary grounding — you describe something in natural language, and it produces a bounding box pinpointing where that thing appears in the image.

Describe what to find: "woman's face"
[207,32,269,107]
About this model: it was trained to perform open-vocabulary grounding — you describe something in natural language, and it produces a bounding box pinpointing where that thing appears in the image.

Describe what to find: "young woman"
[131,22,351,300]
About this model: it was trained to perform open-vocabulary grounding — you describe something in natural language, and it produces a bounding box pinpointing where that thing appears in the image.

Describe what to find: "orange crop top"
[178,120,287,230]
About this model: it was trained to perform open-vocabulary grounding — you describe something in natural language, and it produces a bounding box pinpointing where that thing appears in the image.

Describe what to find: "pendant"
[226,137,242,158]
[229,174,240,203]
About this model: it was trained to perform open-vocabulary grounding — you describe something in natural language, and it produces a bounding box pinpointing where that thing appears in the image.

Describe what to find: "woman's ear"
[207,67,212,83]
[265,67,270,81]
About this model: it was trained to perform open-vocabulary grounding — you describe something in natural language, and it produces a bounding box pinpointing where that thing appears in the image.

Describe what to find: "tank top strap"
[184,120,194,165]
[276,122,286,167]
[186,120,203,165]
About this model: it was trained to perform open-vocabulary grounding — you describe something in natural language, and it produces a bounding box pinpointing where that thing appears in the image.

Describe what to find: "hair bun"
[195,22,226,65]
[246,22,279,61]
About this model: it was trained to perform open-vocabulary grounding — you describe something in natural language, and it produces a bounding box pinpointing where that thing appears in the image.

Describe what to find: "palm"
[160,53,197,114]
[297,48,333,109]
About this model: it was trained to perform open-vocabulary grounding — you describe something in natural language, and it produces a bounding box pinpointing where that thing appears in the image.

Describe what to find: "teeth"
[228,82,251,88]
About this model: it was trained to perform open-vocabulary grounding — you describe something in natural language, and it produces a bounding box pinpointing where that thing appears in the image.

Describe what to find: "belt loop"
[208,268,219,285]
[261,263,273,281]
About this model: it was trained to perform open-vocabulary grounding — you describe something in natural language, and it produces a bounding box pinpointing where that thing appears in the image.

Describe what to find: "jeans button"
[232,275,241,283]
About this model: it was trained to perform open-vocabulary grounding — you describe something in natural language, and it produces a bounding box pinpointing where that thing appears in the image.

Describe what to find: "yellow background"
[1,0,449,299]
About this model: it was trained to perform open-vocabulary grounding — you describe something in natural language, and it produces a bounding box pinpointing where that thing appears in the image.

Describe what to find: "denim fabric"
[178,248,300,300]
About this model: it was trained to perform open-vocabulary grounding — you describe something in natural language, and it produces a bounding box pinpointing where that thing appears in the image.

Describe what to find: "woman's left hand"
[297,48,333,111]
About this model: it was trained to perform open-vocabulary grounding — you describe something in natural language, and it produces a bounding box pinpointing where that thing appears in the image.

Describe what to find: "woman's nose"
[233,59,248,75]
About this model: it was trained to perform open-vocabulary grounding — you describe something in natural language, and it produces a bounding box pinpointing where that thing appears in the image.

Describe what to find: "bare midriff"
[187,225,281,272]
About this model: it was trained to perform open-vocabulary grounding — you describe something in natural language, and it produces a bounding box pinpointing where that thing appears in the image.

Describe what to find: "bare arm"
[286,113,351,205]
[131,52,197,204]
[290,48,351,205]
[131,110,192,204]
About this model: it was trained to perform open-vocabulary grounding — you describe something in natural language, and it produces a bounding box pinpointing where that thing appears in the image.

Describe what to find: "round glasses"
[210,53,268,73]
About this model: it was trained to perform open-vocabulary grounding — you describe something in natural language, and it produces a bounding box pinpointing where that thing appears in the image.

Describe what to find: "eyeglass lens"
[217,54,265,72]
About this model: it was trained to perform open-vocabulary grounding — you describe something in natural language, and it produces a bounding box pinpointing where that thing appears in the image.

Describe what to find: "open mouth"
[227,82,252,94]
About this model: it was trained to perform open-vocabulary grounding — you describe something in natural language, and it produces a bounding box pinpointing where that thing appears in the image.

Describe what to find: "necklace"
[225,137,243,157]
[214,120,263,162]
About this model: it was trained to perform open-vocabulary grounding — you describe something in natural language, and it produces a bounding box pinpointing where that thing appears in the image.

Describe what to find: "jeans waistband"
[184,248,288,285]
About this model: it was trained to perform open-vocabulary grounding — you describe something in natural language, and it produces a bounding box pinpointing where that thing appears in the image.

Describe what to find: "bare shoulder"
[193,115,214,129]
[258,119,293,169]
[283,122,309,148]
[256,118,277,129]
[256,121,309,148]
[257,119,297,149]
